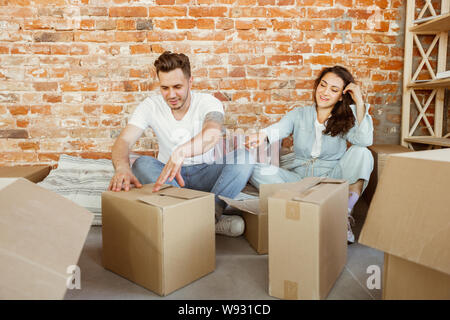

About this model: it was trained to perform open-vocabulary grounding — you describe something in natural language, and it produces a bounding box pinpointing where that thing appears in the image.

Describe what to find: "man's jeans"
[131,149,255,219]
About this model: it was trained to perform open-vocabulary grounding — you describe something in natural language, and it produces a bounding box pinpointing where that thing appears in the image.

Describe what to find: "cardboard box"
[0,178,93,299]
[267,177,348,300]
[0,165,51,183]
[220,183,303,254]
[363,144,412,204]
[359,149,450,300]
[102,184,215,296]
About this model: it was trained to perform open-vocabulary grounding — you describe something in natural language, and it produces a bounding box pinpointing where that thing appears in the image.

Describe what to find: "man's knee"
[131,156,160,181]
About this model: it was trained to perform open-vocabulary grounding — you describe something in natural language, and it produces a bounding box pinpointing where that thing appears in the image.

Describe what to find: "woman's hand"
[343,83,364,107]
[245,131,268,149]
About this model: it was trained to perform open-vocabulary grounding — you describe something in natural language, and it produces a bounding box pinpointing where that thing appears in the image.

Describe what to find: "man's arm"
[109,124,144,192]
[152,111,224,192]
[179,111,224,158]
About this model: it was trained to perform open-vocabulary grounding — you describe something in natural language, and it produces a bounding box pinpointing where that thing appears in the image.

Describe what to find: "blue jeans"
[132,149,255,219]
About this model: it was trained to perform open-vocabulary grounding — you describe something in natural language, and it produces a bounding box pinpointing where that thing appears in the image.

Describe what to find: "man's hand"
[108,167,143,192]
[153,147,186,192]
[245,131,268,150]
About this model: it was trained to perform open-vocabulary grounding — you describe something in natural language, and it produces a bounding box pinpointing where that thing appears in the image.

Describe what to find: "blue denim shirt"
[262,104,373,176]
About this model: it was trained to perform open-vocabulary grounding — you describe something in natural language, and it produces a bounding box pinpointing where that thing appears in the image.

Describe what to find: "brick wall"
[0,0,409,166]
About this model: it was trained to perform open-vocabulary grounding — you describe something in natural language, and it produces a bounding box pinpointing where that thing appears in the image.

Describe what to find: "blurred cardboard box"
[0,178,93,299]
[359,149,450,299]
[363,144,412,204]
[268,177,348,300]
[102,184,215,296]
[0,165,51,183]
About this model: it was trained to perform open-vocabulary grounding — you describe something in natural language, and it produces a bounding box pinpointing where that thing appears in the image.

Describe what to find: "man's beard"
[169,90,190,111]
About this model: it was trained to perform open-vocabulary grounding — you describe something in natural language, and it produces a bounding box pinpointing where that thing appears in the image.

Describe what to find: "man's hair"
[154,51,191,79]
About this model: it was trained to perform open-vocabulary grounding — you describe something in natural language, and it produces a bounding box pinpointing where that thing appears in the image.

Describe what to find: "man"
[108,51,254,237]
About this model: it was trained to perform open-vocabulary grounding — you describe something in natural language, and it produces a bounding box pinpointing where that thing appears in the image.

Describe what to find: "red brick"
[268,55,303,66]
[116,19,136,30]
[149,6,186,17]
[33,82,58,91]
[60,82,98,92]
[154,19,175,30]
[190,7,228,17]
[115,31,146,42]
[177,19,196,29]
[8,106,29,116]
[130,44,151,54]
[102,105,122,114]
[109,7,148,17]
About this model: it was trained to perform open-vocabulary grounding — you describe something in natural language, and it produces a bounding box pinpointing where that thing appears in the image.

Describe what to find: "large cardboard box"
[268,177,348,300]
[220,183,305,254]
[0,178,93,299]
[363,144,412,204]
[0,165,51,183]
[102,184,216,296]
[359,149,450,299]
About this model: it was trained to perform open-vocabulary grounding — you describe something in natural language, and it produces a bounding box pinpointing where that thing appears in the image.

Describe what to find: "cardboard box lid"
[220,177,346,215]
[0,178,93,299]
[0,165,51,183]
[103,184,211,209]
[359,149,450,276]
[369,144,412,155]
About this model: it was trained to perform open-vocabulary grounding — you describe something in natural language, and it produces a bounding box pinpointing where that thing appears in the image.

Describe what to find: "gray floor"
[65,198,383,300]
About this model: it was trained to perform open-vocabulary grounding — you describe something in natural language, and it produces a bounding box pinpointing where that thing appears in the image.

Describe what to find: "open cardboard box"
[0,178,93,299]
[220,182,310,254]
[359,148,450,299]
[102,184,215,296]
[0,165,51,183]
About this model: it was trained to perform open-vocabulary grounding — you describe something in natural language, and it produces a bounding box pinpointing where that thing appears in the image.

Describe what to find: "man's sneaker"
[347,214,355,244]
[215,215,245,237]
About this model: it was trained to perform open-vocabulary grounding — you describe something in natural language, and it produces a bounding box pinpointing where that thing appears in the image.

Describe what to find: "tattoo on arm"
[203,111,224,133]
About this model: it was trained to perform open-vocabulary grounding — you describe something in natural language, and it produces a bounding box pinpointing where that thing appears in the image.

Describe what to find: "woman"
[246,66,374,243]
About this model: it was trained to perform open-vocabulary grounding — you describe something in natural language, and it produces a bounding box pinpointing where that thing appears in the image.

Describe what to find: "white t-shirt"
[311,119,326,158]
[128,91,224,165]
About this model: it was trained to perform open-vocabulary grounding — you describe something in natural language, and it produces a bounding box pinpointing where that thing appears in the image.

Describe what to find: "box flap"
[159,187,207,200]
[269,177,347,205]
[369,144,412,155]
[138,194,187,208]
[219,196,260,215]
[0,178,93,299]
[221,177,346,215]
[138,186,210,208]
[359,149,450,275]
[0,165,51,183]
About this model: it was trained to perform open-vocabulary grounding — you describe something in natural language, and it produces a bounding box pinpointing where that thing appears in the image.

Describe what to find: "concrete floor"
[64,197,383,300]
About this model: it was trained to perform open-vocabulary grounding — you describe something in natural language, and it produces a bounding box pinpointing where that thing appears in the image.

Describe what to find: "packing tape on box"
[284,280,298,300]
[285,201,301,221]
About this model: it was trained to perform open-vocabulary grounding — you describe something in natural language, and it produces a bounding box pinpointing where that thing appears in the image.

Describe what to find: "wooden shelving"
[404,137,450,147]
[401,0,450,150]
[408,77,450,88]
[410,12,450,33]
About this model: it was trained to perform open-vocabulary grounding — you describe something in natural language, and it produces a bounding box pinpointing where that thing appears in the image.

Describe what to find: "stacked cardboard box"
[102,184,216,296]
[359,149,450,299]
[363,144,412,204]
[268,177,348,300]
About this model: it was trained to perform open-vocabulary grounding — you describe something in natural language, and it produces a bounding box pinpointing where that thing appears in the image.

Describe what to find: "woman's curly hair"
[313,66,357,137]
